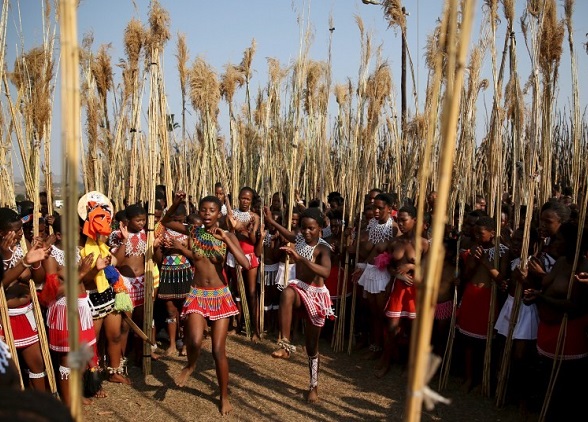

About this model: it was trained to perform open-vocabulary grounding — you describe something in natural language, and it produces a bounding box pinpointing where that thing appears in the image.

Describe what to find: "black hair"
[399,204,417,218]
[0,208,20,231]
[252,194,262,212]
[562,186,573,197]
[215,182,223,189]
[327,191,342,202]
[475,216,496,231]
[301,207,325,228]
[423,212,432,226]
[51,215,62,234]
[369,188,383,195]
[125,204,146,220]
[173,203,187,216]
[199,195,222,210]
[328,209,343,221]
[389,192,399,206]
[187,213,202,224]
[239,186,256,197]
[308,198,322,208]
[541,200,571,223]
[468,209,487,219]
[402,197,414,207]
[114,210,128,223]
[329,196,344,206]
[374,193,393,207]
[18,200,34,217]
[156,184,167,195]
[0,388,74,422]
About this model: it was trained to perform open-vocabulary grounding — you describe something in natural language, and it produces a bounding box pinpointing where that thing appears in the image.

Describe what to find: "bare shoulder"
[316,243,332,256]
[421,237,430,253]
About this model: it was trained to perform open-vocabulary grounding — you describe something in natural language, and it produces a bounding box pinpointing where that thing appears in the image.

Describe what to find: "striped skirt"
[182,286,239,321]
[47,295,96,353]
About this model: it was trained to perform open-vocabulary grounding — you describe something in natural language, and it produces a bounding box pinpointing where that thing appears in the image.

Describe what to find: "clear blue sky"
[7,0,588,179]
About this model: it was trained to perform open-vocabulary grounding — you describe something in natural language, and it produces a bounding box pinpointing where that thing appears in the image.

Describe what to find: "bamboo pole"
[346,209,362,355]
[59,0,83,417]
[438,200,465,391]
[495,175,538,406]
[404,1,475,420]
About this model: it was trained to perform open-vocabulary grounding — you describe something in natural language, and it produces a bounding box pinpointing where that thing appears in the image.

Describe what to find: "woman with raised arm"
[263,206,334,403]
[161,192,250,416]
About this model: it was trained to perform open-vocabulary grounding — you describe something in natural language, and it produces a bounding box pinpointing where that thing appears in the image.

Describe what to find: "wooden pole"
[404,1,476,420]
[59,0,83,418]
[401,7,407,135]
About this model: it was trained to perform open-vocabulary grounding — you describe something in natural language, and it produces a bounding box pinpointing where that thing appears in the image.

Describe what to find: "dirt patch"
[83,333,524,422]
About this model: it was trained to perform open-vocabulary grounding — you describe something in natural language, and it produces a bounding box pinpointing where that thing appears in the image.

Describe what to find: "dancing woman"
[162,192,250,415]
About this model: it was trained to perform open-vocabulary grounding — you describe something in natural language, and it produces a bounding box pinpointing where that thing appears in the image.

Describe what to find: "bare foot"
[175,365,195,387]
[108,373,131,385]
[220,397,233,415]
[179,345,187,356]
[164,347,178,357]
[252,333,261,344]
[83,397,93,405]
[271,348,290,359]
[151,351,160,361]
[374,364,390,379]
[307,387,319,403]
[94,388,108,398]
[227,328,237,336]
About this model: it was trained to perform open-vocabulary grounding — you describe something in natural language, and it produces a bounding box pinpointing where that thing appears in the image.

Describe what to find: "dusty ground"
[83,330,525,422]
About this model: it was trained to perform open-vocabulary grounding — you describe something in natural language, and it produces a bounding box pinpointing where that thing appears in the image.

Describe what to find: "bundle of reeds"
[189,56,224,200]
[405,1,476,419]
[143,0,170,375]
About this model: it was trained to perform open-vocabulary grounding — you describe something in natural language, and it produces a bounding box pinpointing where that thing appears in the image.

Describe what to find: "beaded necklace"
[191,227,227,259]
[233,209,251,224]
[263,231,273,247]
[3,245,24,271]
[368,217,394,244]
[50,246,82,267]
[165,228,188,243]
[51,245,65,267]
[482,243,509,263]
[125,230,147,257]
[294,234,331,261]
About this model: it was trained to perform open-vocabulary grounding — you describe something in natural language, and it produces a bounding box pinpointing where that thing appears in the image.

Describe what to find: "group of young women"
[1,184,586,420]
